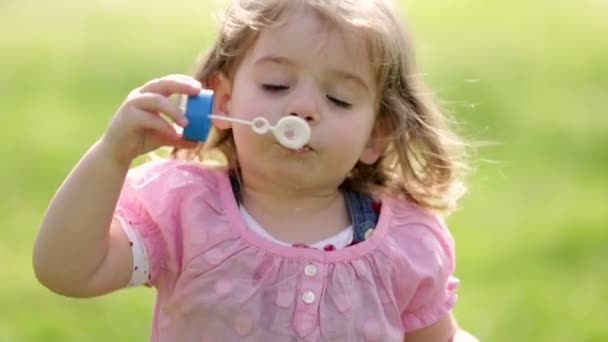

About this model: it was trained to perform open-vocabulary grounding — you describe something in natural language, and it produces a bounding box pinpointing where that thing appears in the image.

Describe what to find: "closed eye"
[262,84,289,92]
[327,95,352,109]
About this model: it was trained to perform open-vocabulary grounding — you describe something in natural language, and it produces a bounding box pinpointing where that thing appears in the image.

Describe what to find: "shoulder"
[382,195,444,226]
[122,159,230,214]
[381,195,456,272]
[126,159,221,186]
[124,159,231,197]
[384,196,453,242]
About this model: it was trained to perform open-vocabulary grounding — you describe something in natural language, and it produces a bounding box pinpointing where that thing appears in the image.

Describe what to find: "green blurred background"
[1,0,606,341]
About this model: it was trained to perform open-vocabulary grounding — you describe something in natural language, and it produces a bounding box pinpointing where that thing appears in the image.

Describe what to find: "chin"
[265,165,316,186]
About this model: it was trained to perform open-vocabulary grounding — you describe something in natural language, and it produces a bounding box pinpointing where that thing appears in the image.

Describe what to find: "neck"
[238,173,350,244]
[241,177,342,217]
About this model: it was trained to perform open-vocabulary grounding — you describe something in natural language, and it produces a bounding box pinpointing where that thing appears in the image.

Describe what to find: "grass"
[1,0,606,340]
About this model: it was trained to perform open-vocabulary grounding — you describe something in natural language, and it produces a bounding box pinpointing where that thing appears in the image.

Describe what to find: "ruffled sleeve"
[390,202,460,332]
[114,159,204,287]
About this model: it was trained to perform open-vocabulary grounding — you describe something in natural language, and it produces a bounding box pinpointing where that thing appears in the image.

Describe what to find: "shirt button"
[304,264,317,277]
[302,290,316,304]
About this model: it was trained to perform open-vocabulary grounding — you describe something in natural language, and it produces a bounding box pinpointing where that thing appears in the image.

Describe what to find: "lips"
[276,144,313,153]
[296,145,313,152]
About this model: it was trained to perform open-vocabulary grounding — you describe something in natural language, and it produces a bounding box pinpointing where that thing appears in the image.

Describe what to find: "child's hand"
[100,74,202,165]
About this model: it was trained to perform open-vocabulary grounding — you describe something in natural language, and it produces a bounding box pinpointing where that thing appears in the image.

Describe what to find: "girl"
[34,0,477,341]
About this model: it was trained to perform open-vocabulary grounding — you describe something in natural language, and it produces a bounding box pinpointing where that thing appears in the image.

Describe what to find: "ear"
[208,72,233,130]
[359,120,391,165]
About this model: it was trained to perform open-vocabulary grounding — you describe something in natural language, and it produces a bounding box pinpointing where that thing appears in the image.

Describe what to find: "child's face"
[220,7,381,190]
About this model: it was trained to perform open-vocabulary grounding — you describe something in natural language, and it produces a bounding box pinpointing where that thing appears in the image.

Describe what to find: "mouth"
[295,145,313,153]
[276,143,314,153]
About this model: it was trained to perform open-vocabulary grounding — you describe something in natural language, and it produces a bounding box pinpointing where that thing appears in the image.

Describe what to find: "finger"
[130,109,181,139]
[143,74,202,89]
[153,125,200,149]
[129,93,189,126]
[130,109,201,150]
[139,75,201,97]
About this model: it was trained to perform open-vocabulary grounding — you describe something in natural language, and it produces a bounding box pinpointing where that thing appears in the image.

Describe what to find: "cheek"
[230,81,270,118]
[333,112,374,144]
[231,130,258,168]
[232,125,257,147]
[230,97,269,123]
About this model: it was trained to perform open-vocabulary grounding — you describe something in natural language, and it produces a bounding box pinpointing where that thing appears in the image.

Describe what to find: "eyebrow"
[254,55,371,92]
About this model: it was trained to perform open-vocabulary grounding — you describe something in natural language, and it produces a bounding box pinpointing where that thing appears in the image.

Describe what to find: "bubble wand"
[182,90,311,150]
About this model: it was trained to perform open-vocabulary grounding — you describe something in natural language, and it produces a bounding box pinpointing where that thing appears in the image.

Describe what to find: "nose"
[286,85,320,125]
[289,111,318,124]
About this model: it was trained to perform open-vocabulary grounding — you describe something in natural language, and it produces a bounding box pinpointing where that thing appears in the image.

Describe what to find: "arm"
[405,312,478,342]
[33,142,133,297]
[33,75,201,297]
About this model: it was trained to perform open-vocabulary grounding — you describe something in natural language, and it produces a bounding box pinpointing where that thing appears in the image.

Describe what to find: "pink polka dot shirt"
[115,160,459,341]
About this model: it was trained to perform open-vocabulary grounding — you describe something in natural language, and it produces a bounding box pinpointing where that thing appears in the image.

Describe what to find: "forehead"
[245,6,374,82]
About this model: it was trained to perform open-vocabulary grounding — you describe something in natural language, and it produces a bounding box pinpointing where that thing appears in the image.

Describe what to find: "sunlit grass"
[1,0,606,341]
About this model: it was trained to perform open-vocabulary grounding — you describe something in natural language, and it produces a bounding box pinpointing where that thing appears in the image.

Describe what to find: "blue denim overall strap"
[343,190,379,244]
[229,175,379,244]
[230,173,242,203]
